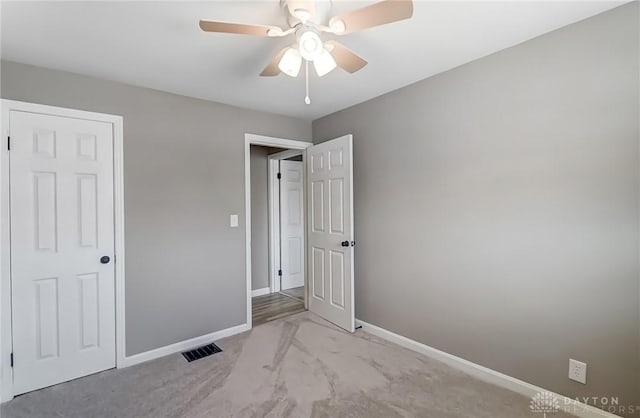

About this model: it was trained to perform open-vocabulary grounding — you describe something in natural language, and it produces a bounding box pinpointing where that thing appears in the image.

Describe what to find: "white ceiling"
[1,1,624,120]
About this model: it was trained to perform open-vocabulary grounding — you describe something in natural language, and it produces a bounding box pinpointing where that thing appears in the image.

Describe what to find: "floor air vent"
[182,343,222,362]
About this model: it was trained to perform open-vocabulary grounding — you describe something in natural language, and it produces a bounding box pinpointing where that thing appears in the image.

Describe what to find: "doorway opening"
[244,133,355,332]
[245,136,311,327]
[251,147,306,326]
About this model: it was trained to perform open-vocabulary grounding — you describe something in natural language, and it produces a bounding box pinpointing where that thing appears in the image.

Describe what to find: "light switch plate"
[230,214,238,228]
[568,359,587,384]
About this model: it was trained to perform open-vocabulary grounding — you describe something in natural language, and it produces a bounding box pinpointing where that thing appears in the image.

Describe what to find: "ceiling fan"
[199,0,413,102]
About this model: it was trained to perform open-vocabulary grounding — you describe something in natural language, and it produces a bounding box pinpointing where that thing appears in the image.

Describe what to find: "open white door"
[10,110,116,395]
[280,160,305,290]
[306,135,354,332]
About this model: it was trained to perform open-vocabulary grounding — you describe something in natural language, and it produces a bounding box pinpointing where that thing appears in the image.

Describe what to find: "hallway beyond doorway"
[252,292,305,327]
[279,286,304,303]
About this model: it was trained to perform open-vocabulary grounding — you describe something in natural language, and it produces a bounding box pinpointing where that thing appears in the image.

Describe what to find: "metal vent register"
[182,343,222,362]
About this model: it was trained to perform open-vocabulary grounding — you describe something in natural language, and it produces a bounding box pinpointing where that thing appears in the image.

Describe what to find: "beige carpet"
[2,312,576,418]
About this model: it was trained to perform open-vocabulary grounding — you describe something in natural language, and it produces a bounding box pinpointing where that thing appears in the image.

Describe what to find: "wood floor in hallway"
[252,291,305,326]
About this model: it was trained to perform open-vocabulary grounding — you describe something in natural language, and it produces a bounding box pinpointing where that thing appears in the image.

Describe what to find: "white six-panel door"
[307,135,354,332]
[280,160,305,290]
[10,110,116,395]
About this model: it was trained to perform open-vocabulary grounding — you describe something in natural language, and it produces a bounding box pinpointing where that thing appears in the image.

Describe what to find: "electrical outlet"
[569,359,587,384]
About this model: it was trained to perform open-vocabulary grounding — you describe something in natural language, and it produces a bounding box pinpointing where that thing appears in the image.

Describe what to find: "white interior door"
[10,110,116,395]
[280,160,304,290]
[306,135,354,332]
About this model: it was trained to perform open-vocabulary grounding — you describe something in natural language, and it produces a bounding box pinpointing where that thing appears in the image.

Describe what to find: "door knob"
[341,241,349,247]
[100,256,111,264]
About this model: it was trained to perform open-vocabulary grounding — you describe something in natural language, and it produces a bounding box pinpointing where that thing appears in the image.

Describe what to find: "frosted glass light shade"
[313,48,337,77]
[278,48,302,77]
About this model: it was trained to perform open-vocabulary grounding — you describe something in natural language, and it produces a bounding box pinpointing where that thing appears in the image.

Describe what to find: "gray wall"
[250,146,272,291]
[250,146,270,292]
[1,61,311,356]
[314,3,639,410]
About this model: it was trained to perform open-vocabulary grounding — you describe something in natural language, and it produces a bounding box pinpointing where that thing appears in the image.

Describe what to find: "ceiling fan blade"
[260,48,289,77]
[325,41,368,73]
[287,0,316,22]
[199,20,284,37]
[328,0,413,35]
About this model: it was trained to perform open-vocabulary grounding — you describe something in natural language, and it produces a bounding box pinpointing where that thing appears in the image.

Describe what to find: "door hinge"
[10,352,13,368]
[277,172,281,180]
[278,269,282,277]
[7,136,10,151]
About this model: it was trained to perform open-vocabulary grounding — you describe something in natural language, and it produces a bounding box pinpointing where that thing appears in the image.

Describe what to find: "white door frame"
[0,100,126,402]
[267,149,304,294]
[244,134,310,328]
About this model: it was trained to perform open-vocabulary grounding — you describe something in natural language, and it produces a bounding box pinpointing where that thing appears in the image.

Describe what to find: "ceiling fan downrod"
[305,60,311,105]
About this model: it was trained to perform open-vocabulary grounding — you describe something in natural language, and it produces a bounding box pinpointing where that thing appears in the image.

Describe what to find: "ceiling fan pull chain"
[304,60,311,105]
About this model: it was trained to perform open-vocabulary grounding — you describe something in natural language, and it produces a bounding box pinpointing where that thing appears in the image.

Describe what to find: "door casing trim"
[0,100,126,402]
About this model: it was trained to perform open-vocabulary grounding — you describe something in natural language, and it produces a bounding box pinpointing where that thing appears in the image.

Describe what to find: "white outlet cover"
[569,359,587,384]
[230,214,238,228]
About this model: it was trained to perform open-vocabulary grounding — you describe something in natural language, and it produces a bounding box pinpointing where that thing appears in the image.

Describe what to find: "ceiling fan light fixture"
[313,48,337,77]
[298,30,323,61]
[278,47,302,77]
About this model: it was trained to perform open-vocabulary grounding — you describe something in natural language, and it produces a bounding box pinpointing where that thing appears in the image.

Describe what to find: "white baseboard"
[119,323,250,368]
[355,319,619,418]
[251,287,271,297]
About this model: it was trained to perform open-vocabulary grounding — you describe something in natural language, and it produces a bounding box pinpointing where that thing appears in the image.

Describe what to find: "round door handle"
[100,256,111,264]
[341,241,349,247]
